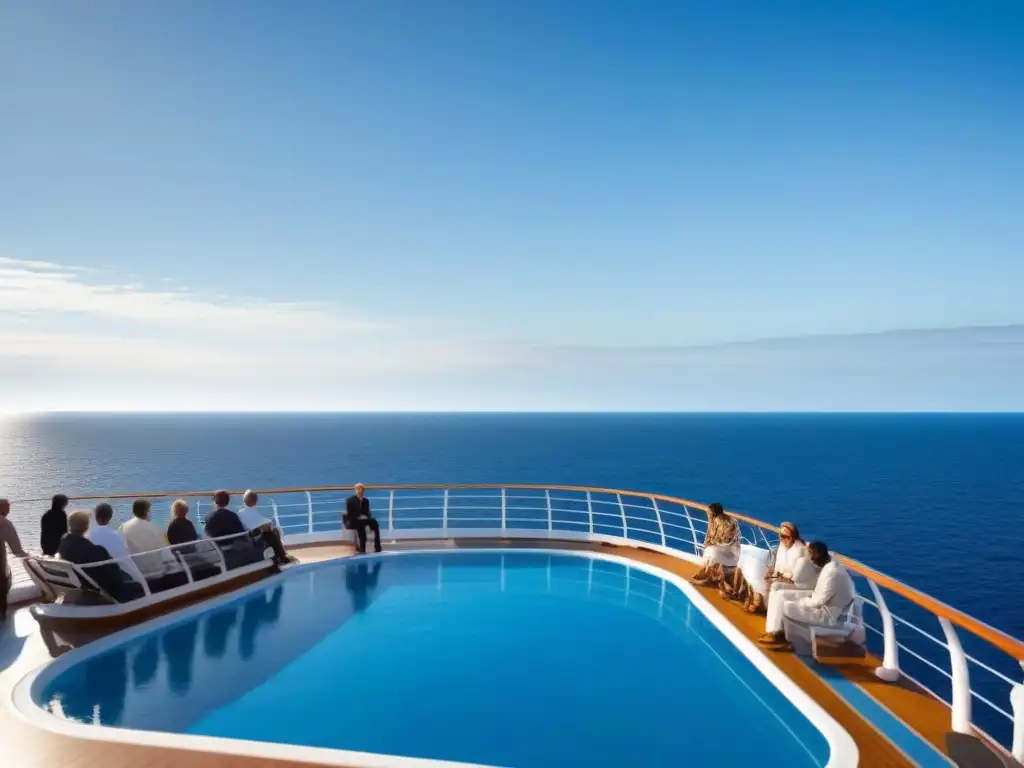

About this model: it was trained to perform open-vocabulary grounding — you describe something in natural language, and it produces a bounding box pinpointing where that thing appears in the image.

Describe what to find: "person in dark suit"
[345,483,381,554]
[40,494,69,556]
[58,510,144,603]
[203,490,269,569]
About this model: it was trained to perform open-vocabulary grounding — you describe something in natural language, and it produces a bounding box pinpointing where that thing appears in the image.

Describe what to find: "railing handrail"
[10,483,1024,659]
[35,530,253,571]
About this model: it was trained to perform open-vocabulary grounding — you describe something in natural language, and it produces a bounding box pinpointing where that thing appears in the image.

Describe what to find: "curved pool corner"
[8,547,859,768]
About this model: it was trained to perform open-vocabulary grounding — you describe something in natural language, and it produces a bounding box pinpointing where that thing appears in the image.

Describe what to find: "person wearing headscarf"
[690,502,740,587]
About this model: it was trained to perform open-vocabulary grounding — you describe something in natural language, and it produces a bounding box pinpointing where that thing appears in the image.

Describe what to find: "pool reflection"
[345,559,382,612]
[43,553,698,733]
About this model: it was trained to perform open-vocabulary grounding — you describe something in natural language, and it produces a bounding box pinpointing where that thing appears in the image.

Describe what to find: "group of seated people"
[690,502,858,650]
[37,489,297,603]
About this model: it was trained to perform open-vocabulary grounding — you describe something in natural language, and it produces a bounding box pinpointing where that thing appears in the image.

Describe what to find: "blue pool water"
[39,551,832,767]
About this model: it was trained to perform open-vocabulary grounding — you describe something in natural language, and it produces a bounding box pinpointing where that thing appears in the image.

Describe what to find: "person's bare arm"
[0,517,28,557]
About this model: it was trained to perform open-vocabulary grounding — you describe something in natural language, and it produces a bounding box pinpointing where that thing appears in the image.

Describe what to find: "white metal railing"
[9,483,1024,759]
[24,530,269,603]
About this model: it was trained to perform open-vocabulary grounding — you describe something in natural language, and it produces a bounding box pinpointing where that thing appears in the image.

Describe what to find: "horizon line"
[4,409,1024,417]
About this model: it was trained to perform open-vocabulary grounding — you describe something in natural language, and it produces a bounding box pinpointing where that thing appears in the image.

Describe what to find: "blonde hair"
[171,499,189,517]
[68,509,92,535]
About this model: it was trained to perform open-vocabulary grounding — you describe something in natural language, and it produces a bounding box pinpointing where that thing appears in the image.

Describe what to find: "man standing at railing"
[345,483,381,554]
[1,498,29,622]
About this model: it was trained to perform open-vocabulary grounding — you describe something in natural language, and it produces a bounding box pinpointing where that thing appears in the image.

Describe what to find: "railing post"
[866,579,900,682]
[545,490,552,535]
[651,497,666,547]
[269,499,281,530]
[681,504,700,554]
[616,493,628,539]
[501,488,507,532]
[939,617,973,734]
[127,557,152,596]
[174,550,194,584]
[210,540,228,573]
[388,490,395,532]
[1011,661,1024,764]
[586,491,594,535]
[443,488,449,534]
[305,491,314,534]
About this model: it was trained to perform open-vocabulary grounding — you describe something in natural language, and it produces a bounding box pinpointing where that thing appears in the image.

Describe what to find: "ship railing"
[22,530,275,607]
[10,483,1024,759]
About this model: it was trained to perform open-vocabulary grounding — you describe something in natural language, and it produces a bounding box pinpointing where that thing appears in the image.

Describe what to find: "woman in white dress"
[749,522,807,612]
[721,521,806,613]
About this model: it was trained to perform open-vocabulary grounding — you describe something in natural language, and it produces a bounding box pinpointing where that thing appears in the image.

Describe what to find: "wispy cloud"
[0,256,375,335]
[1,256,1021,411]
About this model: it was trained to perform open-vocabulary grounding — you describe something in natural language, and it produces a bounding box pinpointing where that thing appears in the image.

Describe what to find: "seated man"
[239,490,295,566]
[691,502,740,587]
[204,490,271,569]
[344,483,381,554]
[58,510,145,603]
[759,540,852,645]
[89,503,148,585]
[166,499,222,579]
[120,499,188,592]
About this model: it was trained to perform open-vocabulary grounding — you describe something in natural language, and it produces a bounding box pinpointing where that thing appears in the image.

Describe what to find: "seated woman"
[725,521,807,613]
[758,542,825,644]
[166,499,222,580]
[691,502,740,587]
[757,522,807,609]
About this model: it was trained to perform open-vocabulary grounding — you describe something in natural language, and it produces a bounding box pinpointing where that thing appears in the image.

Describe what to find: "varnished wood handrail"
[11,483,1023,658]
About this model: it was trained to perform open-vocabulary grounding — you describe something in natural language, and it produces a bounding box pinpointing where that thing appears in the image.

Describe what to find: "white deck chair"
[783,595,866,658]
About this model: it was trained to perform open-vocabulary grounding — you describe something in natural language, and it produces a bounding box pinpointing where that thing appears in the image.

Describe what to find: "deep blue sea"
[3,412,1022,744]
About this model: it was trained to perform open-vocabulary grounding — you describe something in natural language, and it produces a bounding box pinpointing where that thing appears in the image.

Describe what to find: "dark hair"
[132,499,152,519]
[213,489,231,508]
[708,502,725,517]
[51,494,69,512]
[807,540,831,563]
[94,503,114,524]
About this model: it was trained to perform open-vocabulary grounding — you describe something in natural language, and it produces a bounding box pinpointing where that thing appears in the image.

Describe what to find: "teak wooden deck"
[0,540,1006,768]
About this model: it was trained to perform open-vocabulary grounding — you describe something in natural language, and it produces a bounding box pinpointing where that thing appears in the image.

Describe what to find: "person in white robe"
[88,503,147,585]
[723,521,807,613]
[760,541,854,645]
[691,502,741,586]
[120,499,180,580]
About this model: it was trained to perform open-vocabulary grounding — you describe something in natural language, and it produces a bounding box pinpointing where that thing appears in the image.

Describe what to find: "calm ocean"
[2,412,1021,742]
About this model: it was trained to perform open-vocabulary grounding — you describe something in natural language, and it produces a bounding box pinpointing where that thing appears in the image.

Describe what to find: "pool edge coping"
[7,546,858,768]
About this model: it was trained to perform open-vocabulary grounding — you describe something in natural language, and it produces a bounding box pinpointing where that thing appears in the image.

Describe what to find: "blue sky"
[1,0,1022,411]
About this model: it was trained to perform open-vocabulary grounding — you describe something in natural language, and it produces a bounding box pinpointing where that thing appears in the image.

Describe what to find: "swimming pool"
[23,550,851,767]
